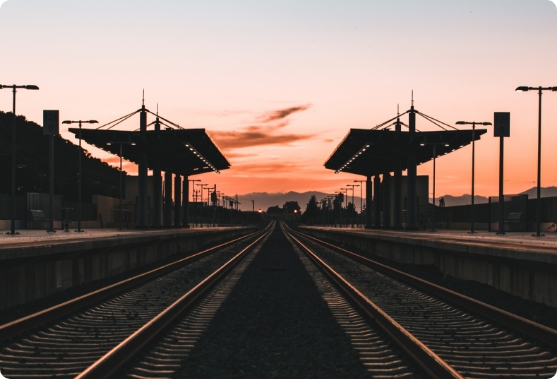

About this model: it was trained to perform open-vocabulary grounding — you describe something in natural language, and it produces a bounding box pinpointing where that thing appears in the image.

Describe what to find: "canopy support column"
[138,105,148,229]
[183,176,190,228]
[394,163,402,229]
[383,172,392,228]
[374,174,381,228]
[365,175,372,228]
[174,174,182,227]
[153,162,161,228]
[164,171,172,227]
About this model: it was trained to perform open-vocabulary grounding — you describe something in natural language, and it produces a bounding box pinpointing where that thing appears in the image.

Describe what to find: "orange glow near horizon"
[2,0,557,201]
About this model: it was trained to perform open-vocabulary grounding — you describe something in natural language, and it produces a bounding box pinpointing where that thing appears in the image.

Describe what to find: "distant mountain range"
[435,186,557,207]
[237,186,557,211]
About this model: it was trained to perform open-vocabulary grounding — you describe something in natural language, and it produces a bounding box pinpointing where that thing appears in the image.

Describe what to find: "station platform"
[0,227,248,260]
[303,227,557,260]
[299,226,557,307]
[0,226,257,311]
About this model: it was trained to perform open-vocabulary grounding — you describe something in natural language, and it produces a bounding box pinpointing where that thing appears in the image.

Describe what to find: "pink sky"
[1,0,556,204]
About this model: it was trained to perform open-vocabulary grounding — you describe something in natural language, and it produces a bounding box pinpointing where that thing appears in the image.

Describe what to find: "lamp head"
[552,87,557,92]
[515,86,529,92]
[481,122,492,126]
[455,121,466,125]
[25,85,39,90]
[88,120,98,124]
[62,120,72,124]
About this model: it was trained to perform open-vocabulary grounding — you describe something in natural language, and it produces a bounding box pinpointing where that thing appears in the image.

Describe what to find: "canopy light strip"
[335,144,371,174]
[184,143,220,173]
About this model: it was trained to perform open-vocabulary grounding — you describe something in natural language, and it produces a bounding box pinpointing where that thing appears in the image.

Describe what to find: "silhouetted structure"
[68,100,230,229]
[324,98,487,230]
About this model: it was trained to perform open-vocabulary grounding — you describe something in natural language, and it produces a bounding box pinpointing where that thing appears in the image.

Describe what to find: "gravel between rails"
[0,239,253,379]
[309,233,557,332]
[173,225,370,379]
[298,234,557,378]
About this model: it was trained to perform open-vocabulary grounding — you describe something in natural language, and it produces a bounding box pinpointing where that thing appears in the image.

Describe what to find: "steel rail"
[75,223,273,379]
[0,228,263,343]
[283,225,462,379]
[294,227,557,348]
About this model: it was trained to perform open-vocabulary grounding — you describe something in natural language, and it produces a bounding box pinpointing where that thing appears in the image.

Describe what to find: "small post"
[43,110,59,233]
[494,112,510,235]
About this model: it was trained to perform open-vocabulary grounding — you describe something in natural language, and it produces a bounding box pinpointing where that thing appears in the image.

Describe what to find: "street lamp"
[0,84,39,235]
[456,121,491,234]
[189,179,201,227]
[340,188,348,227]
[354,180,365,227]
[62,119,98,232]
[420,142,449,231]
[516,86,557,237]
[346,184,359,227]
[107,141,135,230]
[196,183,208,227]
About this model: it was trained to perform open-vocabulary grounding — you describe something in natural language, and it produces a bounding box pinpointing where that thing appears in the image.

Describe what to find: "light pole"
[0,84,39,234]
[516,86,557,237]
[456,121,491,234]
[196,183,208,227]
[189,179,200,227]
[354,180,365,227]
[107,141,135,230]
[347,184,359,228]
[420,142,449,231]
[340,188,348,227]
[62,119,98,232]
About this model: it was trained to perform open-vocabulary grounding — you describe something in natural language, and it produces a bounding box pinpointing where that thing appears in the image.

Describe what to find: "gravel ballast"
[174,225,370,379]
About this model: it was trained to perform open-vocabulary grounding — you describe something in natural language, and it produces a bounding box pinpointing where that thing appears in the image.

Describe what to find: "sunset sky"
[1,0,557,207]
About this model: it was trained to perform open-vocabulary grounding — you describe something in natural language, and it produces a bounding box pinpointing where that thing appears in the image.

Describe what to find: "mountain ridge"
[237,186,557,211]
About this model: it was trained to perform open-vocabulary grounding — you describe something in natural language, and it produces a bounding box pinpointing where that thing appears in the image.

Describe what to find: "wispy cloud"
[258,104,311,123]
[209,104,314,150]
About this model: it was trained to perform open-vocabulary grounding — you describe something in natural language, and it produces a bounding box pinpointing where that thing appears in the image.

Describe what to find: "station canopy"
[68,107,230,177]
[324,109,487,177]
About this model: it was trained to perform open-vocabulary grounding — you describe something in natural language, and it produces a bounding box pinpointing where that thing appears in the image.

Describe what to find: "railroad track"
[0,223,272,379]
[284,222,557,379]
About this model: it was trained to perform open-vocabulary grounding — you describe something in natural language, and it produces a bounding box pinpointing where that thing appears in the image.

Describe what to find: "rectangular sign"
[494,112,510,137]
[43,110,59,135]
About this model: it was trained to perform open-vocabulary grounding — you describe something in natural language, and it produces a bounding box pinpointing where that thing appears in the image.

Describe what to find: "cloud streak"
[258,104,311,123]
[209,104,314,150]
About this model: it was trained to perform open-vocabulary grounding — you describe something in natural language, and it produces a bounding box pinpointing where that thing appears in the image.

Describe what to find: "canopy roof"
[324,128,487,176]
[69,128,230,176]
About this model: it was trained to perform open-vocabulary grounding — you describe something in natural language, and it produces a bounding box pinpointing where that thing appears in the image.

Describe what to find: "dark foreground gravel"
[174,225,370,379]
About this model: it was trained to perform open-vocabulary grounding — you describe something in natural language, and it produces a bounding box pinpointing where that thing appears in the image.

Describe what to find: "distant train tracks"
[284,222,557,379]
[0,223,272,379]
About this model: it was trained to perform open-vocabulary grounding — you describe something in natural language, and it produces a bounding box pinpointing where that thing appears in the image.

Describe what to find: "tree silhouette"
[0,112,122,202]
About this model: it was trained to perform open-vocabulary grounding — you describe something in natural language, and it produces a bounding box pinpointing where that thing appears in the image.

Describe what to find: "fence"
[438,194,557,232]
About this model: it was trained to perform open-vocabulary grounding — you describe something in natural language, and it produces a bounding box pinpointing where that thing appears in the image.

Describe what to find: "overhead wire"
[96,110,139,130]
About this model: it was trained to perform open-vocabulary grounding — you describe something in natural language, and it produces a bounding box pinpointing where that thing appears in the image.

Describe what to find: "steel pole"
[119,144,123,231]
[11,87,16,235]
[48,135,55,232]
[498,134,505,235]
[471,122,476,233]
[432,145,436,231]
[536,88,542,237]
[77,121,83,232]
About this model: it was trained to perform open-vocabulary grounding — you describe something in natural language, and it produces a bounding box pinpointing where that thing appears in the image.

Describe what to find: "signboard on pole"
[494,112,510,137]
[43,110,59,135]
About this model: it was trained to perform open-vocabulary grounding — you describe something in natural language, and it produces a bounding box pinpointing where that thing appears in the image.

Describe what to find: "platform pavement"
[0,226,244,249]
[303,226,557,256]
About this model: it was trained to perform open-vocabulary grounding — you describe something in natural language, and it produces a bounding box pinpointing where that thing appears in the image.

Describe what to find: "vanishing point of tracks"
[1,221,556,378]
